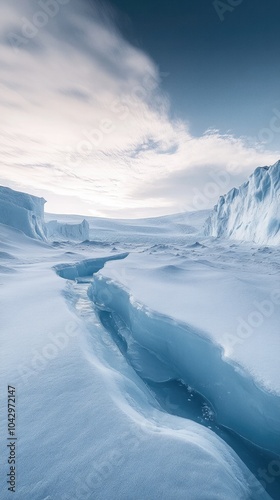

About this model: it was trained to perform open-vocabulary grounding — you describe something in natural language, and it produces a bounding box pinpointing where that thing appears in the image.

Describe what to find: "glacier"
[0,183,280,499]
[205,160,280,245]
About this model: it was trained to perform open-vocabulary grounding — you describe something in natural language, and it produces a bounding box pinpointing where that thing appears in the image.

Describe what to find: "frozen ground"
[0,194,280,498]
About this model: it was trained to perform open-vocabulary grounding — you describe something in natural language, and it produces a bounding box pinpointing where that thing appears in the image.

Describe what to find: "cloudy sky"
[0,0,279,217]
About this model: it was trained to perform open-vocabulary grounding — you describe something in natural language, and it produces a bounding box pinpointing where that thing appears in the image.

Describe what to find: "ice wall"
[0,186,46,240]
[205,161,280,245]
[45,219,89,241]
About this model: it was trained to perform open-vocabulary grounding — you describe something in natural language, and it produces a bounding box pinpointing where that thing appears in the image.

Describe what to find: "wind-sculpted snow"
[94,249,280,394]
[0,186,46,240]
[90,275,280,457]
[54,253,129,280]
[45,219,89,241]
[67,282,271,500]
[205,161,280,245]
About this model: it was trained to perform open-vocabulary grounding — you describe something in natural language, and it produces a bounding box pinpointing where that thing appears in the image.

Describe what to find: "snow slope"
[0,186,46,240]
[205,161,280,245]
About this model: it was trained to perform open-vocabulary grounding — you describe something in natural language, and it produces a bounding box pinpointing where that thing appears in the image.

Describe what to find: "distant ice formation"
[205,161,280,245]
[0,186,46,240]
[0,186,90,242]
[45,219,89,241]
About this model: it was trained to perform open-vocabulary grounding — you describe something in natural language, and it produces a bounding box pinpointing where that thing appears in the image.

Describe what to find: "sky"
[0,0,279,217]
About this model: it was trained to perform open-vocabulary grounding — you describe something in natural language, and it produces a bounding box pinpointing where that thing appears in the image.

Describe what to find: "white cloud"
[0,0,279,217]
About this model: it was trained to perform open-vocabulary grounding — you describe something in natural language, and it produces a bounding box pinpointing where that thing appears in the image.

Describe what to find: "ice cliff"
[0,186,46,240]
[0,186,90,242]
[45,219,89,241]
[205,161,280,245]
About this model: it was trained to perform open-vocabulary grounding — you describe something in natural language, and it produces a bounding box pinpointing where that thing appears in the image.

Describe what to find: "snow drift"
[0,186,46,240]
[45,219,89,241]
[205,161,280,245]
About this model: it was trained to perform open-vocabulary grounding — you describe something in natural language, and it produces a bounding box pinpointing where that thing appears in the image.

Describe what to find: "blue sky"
[110,0,280,143]
[0,0,279,217]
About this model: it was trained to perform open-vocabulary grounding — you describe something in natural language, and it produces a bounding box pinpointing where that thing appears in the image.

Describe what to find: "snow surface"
[205,161,280,245]
[93,248,280,454]
[0,186,279,499]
